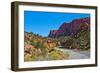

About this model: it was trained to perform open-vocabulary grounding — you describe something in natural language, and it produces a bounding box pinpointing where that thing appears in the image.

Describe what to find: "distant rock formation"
[48,17,90,38]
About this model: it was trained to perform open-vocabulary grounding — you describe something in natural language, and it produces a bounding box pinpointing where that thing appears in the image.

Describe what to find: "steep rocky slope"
[48,17,90,38]
[24,32,69,61]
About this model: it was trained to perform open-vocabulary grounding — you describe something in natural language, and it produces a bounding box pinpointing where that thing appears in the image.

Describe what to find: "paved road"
[55,47,90,59]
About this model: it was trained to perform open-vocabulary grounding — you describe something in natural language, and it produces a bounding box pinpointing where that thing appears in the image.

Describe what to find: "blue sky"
[24,11,90,36]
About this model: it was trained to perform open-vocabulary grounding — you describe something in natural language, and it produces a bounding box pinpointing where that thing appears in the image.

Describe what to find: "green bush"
[48,50,69,60]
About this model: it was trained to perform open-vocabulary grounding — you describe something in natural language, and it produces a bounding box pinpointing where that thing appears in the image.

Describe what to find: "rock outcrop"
[48,17,90,38]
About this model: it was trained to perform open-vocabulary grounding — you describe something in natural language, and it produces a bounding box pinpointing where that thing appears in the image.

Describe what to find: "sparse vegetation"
[24,32,69,61]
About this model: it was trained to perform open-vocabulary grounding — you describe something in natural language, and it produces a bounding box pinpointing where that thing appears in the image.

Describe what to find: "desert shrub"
[70,43,78,49]
[60,37,75,49]
[24,52,36,61]
[48,50,69,60]
[49,50,62,60]
[24,55,33,61]
[75,30,90,50]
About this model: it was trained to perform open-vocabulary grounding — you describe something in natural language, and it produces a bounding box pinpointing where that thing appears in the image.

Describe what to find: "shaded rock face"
[48,30,58,38]
[48,17,90,38]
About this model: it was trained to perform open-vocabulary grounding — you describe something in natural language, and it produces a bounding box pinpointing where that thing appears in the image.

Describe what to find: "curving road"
[55,47,90,59]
